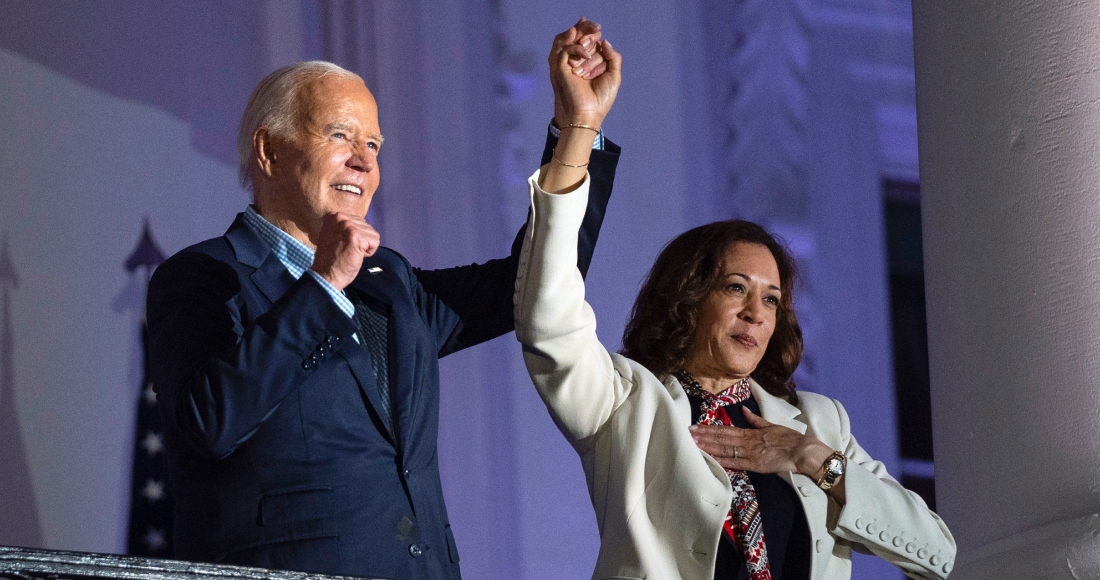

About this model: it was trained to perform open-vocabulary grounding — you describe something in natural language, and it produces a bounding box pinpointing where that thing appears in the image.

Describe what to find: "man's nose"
[347,143,376,172]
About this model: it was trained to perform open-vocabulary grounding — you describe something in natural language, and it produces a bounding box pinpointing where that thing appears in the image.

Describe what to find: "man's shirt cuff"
[549,121,605,150]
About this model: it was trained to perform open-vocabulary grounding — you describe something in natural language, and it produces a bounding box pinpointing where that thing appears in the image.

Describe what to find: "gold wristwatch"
[816,451,846,491]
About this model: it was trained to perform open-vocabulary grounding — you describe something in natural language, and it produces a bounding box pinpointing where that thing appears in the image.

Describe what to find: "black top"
[687,395,812,580]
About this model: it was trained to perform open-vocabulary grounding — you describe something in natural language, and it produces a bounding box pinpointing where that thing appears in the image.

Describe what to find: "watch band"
[816,451,846,491]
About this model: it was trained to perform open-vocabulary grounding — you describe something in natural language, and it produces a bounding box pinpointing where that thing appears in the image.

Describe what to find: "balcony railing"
[0,546,381,580]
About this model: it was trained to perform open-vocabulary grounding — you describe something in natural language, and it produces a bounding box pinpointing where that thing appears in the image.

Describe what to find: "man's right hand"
[311,212,380,290]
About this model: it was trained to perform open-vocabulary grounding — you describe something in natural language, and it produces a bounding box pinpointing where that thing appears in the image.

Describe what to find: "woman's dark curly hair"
[621,220,803,404]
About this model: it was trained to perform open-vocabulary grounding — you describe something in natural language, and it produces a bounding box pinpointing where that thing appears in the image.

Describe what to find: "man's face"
[260,74,382,245]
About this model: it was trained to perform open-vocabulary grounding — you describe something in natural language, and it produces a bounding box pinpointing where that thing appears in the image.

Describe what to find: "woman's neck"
[682,366,749,395]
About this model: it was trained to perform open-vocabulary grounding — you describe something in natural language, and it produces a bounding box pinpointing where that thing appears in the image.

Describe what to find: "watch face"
[825,456,844,477]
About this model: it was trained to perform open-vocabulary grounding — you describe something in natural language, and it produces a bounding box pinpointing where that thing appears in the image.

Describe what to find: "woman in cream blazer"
[514,175,955,579]
[521,21,954,580]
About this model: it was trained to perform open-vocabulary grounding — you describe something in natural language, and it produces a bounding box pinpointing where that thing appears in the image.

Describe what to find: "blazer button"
[798,485,811,497]
[917,547,929,559]
[409,544,423,557]
[814,539,824,553]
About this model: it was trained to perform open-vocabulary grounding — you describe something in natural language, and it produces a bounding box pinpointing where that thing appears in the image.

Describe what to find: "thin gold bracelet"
[552,155,589,168]
[564,123,600,133]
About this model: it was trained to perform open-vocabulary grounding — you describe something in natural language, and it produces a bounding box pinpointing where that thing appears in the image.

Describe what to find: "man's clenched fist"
[310,212,381,290]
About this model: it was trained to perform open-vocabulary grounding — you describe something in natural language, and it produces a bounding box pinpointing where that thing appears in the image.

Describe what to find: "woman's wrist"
[795,438,837,480]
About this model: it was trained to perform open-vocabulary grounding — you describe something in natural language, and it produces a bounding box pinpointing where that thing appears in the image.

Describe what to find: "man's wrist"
[549,118,606,151]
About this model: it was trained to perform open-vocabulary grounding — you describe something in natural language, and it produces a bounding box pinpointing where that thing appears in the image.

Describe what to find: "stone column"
[912,2,1100,577]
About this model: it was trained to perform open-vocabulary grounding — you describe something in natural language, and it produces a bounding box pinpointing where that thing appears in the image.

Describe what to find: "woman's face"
[683,242,782,383]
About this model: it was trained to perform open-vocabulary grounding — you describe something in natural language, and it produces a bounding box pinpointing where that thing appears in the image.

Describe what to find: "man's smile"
[332,183,363,195]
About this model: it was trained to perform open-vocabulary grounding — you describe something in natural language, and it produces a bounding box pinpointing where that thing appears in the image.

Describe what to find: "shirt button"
[408,544,423,557]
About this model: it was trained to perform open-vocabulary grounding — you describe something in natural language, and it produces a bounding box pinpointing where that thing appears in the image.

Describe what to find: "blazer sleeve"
[514,169,635,451]
[413,127,620,357]
[822,397,957,579]
[147,252,359,460]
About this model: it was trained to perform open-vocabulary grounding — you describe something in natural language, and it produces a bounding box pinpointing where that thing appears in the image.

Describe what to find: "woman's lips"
[732,333,757,347]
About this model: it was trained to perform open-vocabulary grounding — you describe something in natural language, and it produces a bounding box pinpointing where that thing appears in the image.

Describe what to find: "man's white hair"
[237,60,359,191]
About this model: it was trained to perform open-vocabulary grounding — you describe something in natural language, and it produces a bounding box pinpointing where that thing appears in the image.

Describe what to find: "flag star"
[142,479,166,502]
[142,383,158,406]
[141,431,164,456]
[144,527,167,551]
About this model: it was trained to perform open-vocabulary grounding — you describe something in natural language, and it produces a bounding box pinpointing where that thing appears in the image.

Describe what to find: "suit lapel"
[224,214,297,306]
[664,375,738,489]
[752,381,832,576]
[224,214,399,442]
[750,380,807,435]
[345,259,401,442]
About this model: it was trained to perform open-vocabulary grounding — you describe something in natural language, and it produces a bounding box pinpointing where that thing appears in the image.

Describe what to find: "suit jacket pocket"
[260,485,334,526]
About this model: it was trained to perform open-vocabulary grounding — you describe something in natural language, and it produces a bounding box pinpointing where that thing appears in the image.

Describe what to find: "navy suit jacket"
[146,132,619,579]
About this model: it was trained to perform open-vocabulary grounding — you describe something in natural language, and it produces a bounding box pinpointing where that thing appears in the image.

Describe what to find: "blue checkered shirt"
[241,206,356,320]
[549,123,605,149]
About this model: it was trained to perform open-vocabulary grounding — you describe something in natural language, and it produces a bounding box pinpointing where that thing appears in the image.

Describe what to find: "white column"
[913,2,1100,577]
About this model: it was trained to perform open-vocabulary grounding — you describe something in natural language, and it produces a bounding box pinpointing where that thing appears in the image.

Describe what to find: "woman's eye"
[764,295,780,306]
[729,283,745,293]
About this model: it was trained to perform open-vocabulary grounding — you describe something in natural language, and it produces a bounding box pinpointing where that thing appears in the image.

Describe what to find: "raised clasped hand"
[550,18,622,128]
[310,212,381,290]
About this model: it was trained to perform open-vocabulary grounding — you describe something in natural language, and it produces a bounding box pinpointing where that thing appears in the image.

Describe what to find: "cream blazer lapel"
[752,382,845,578]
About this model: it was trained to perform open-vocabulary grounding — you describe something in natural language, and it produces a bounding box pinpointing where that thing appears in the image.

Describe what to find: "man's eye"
[332,132,347,140]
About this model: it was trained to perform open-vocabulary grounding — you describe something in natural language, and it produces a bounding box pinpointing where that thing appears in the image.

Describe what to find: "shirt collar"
[242,205,315,280]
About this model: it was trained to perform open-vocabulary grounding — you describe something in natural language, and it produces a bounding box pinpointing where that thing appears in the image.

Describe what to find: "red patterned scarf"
[678,370,771,580]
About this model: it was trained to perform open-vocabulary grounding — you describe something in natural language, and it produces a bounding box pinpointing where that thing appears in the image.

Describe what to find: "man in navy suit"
[146,21,618,580]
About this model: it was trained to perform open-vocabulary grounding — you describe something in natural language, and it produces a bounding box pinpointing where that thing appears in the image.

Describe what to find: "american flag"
[123,220,173,557]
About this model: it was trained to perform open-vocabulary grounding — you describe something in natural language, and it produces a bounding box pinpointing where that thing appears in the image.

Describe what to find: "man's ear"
[254,128,278,180]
